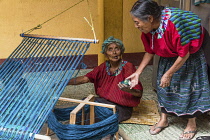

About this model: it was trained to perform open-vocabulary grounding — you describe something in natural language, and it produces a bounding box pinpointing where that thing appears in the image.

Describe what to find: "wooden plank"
[70,95,95,115]
[59,97,116,110]
[81,108,85,125]
[69,95,95,124]
[69,113,77,125]
[89,96,95,124]
[184,0,191,11]
[20,34,99,44]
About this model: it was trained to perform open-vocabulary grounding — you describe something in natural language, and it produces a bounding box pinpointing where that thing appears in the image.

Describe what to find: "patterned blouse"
[141,7,204,57]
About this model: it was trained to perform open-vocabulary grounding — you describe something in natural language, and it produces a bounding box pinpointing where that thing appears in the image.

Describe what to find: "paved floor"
[38,66,210,140]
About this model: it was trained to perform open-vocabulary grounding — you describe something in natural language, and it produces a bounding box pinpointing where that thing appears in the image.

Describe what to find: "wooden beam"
[184,0,191,11]
[89,96,95,125]
[69,95,95,124]
[59,97,116,110]
[20,34,99,44]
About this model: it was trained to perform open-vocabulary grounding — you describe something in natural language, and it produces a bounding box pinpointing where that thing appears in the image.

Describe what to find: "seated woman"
[68,36,143,123]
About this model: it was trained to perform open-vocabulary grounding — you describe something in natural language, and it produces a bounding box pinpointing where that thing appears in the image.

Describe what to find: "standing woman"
[127,0,210,140]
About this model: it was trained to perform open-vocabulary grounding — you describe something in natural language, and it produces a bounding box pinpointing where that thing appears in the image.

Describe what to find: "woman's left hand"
[160,74,172,88]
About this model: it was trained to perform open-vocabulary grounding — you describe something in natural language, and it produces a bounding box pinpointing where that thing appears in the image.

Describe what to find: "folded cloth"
[196,136,210,140]
[194,0,210,5]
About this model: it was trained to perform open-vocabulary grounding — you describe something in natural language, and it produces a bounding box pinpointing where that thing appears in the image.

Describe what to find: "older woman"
[127,0,210,140]
[68,36,143,123]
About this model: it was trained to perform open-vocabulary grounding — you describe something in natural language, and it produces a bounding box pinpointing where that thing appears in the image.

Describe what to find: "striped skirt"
[157,49,210,117]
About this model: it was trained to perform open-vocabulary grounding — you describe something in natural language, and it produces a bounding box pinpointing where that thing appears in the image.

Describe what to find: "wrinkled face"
[105,43,122,62]
[131,15,153,34]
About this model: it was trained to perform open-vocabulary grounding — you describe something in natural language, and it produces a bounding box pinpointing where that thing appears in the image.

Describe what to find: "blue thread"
[48,105,119,140]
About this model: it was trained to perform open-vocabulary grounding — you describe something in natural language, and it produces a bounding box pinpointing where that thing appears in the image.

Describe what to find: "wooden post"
[89,96,95,124]
[81,107,85,125]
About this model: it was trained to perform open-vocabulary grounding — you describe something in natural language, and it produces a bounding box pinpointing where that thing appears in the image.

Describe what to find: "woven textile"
[169,7,201,46]
[121,100,160,125]
[157,49,210,116]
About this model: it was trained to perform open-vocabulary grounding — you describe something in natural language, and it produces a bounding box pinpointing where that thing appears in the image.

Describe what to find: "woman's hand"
[118,82,130,92]
[160,74,172,88]
[159,52,190,88]
[118,82,143,97]
[126,72,140,89]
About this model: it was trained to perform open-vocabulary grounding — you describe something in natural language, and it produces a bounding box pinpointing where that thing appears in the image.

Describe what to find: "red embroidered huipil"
[141,7,204,57]
[85,61,143,107]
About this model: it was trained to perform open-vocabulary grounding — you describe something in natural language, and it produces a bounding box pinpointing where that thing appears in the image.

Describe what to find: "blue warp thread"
[0,36,94,139]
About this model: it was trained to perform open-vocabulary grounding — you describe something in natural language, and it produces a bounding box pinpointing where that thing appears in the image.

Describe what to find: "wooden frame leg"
[69,95,95,124]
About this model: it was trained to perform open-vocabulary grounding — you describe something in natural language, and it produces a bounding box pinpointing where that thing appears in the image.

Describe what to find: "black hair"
[130,0,164,22]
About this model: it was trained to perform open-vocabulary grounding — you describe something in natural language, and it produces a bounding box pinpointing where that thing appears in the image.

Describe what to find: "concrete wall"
[190,1,210,33]
[0,0,101,58]
[123,0,145,53]
[2,0,208,67]
[0,0,146,66]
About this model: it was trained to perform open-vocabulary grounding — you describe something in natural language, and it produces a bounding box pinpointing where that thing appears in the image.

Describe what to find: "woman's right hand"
[126,72,140,89]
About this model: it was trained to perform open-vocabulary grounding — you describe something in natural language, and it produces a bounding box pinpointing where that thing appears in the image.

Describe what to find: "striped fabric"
[150,8,171,39]
[157,49,210,116]
[169,7,201,46]
[194,0,210,5]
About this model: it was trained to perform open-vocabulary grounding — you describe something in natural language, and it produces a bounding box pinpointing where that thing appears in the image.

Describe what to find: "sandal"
[179,130,197,140]
[196,136,210,140]
[149,123,169,135]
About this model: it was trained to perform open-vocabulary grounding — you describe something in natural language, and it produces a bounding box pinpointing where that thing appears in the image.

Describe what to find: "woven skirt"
[157,49,210,117]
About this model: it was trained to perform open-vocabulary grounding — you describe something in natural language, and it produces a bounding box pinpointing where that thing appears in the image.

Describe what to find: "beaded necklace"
[106,60,127,76]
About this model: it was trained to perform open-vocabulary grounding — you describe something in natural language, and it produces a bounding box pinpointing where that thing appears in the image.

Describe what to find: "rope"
[23,0,85,34]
